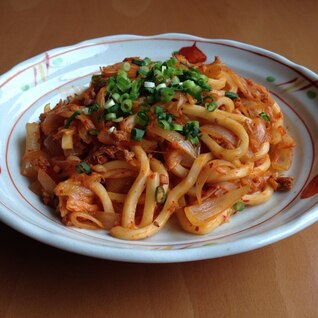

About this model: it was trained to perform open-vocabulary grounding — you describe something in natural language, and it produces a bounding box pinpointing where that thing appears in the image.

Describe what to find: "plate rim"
[0,33,318,263]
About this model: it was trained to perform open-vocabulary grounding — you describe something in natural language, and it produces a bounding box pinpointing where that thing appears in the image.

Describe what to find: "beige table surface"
[1,0,318,317]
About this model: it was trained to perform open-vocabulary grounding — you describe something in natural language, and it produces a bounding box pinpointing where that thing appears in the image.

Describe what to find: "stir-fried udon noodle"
[21,46,295,240]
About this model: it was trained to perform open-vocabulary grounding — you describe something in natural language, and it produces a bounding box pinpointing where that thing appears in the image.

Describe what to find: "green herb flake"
[232,201,245,212]
[225,91,239,100]
[64,111,81,128]
[75,162,91,174]
[259,112,271,121]
[131,128,145,141]
[155,185,166,204]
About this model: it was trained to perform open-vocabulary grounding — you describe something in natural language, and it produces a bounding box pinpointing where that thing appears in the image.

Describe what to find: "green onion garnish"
[116,76,131,92]
[104,99,116,109]
[105,113,117,121]
[65,111,81,128]
[143,57,151,65]
[136,111,149,126]
[182,79,196,89]
[138,66,149,76]
[159,87,175,103]
[131,59,144,66]
[183,121,200,144]
[120,99,132,113]
[172,123,183,131]
[259,112,271,121]
[225,91,239,100]
[205,101,218,112]
[112,116,124,122]
[232,201,245,212]
[88,103,99,114]
[189,136,199,145]
[158,120,171,130]
[154,106,164,114]
[112,93,121,102]
[155,185,166,204]
[75,162,91,174]
[121,62,131,72]
[108,104,119,113]
[119,93,130,102]
[131,128,145,141]
[184,121,200,136]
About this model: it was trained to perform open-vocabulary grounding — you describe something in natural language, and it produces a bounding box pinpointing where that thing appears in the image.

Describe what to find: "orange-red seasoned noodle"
[21,46,295,240]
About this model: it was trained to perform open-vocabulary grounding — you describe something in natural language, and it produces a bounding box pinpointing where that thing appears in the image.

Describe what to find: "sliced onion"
[185,185,250,226]
[200,124,237,146]
[253,118,267,144]
[150,125,198,158]
[93,211,120,230]
[37,168,57,194]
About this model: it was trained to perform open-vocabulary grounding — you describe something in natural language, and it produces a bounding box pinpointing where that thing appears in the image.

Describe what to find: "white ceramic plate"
[1,33,317,263]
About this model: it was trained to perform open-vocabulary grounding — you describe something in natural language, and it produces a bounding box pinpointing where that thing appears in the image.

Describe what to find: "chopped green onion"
[172,123,183,131]
[108,104,119,113]
[88,103,99,114]
[225,91,239,100]
[130,79,141,100]
[183,121,200,141]
[171,76,180,86]
[158,120,171,130]
[121,62,131,72]
[182,80,196,89]
[105,113,117,121]
[120,99,133,113]
[205,101,218,112]
[108,126,116,133]
[165,113,175,123]
[87,128,99,136]
[119,93,130,102]
[155,185,166,204]
[75,162,91,174]
[143,57,151,65]
[144,81,155,88]
[156,83,167,90]
[117,69,128,79]
[259,112,271,121]
[139,66,149,76]
[116,76,131,92]
[159,87,175,103]
[107,77,116,92]
[232,201,245,212]
[165,57,177,68]
[154,106,164,114]
[136,111,149,126]
[131,128,145,141]
[131,59,144,66]
[112,116,124,122]
[82,107,90,115]
[104,98,116,109]
[112,93,121,102]
[65,111,81,128]
[146,95,156,104]
[189,136,199,145]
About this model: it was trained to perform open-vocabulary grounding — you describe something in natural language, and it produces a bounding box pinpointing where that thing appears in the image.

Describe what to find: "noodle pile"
[21,47,295,240]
